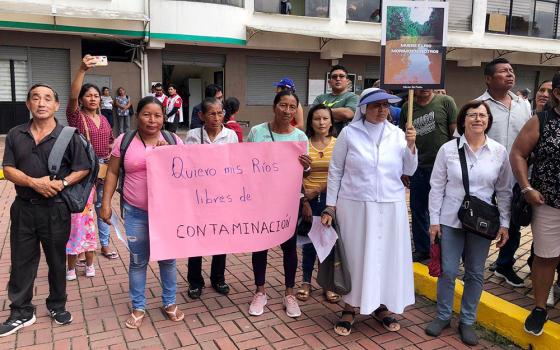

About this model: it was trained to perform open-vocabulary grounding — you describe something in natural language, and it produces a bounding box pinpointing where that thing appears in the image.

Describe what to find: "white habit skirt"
[337,198,415,315]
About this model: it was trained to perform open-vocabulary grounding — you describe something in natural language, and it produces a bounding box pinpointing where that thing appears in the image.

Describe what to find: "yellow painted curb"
[413,262,560,350]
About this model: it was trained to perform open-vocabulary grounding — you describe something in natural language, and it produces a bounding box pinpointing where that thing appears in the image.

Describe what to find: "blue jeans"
[95,184,111,248]
[301,192,326,283]
[123,202,177,310]
[410,167,432,255]
[495,184,521,269]
[436,225,491,325]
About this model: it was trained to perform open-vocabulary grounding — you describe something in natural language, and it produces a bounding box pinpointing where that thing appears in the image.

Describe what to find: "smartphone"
[93,56,108,66]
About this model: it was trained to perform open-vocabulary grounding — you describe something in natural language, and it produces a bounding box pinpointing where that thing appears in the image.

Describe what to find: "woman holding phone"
[67,55,115,279]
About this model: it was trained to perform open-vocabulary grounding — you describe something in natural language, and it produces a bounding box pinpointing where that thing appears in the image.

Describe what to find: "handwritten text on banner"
[146,142,306,261]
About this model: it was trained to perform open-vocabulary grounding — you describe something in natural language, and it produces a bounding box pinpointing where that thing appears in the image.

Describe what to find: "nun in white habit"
[321,88,418,336]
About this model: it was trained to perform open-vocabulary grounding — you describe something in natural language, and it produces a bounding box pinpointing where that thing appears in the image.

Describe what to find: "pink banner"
[146,142,306,261]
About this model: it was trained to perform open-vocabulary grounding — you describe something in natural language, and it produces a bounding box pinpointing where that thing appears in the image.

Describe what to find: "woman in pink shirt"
[99,96,184,329]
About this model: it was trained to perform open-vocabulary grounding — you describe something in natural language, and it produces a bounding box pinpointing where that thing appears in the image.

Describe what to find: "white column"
[471,0,488,37]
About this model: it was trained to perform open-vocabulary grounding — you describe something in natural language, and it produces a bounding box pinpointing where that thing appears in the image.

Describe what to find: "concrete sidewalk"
[0,179,513,350]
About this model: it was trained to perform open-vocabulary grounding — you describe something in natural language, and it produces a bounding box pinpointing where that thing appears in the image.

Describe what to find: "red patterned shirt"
[66,105,114,159]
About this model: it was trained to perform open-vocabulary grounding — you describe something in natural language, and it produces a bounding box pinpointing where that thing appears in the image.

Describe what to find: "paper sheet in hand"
[111,211,129,250]
[308,216,337,262]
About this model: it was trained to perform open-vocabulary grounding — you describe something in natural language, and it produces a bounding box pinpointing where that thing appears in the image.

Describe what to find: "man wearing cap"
[399,89,457,262]
[0,84,90,336]
[478,58,531,287]
[312,65,359,136]
[274,78,304,130]
[190,84,223,130]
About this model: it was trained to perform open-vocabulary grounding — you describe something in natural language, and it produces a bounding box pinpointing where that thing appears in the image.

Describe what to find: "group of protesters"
[0,54,559,347]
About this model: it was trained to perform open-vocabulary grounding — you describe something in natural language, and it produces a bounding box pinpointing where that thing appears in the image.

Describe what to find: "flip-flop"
[334,310,355,336]
[101,251,119,260]
[125,310,145,329]
[296,283,311,301]
[373,306,401,332]
[325,291,341,303]
[163,305,185,322]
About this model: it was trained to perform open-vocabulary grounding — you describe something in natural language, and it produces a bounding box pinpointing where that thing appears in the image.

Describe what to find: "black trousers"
[252,234,297,288]
[8,198,71,318]
[187,255,227,288]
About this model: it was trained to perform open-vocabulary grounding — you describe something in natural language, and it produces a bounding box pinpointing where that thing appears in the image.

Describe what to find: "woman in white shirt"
[100,87,114,128]
[426,100,512,346]
[321,88,417,336]
[184,97,238,300]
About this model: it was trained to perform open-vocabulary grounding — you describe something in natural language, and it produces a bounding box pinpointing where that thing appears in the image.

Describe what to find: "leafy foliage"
[386,6,444,40]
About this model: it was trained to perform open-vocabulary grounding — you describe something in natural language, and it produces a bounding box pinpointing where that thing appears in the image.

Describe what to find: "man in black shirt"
[0,84,90,337]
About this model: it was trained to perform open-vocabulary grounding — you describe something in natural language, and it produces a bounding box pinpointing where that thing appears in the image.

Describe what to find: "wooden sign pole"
[407,89,414,127]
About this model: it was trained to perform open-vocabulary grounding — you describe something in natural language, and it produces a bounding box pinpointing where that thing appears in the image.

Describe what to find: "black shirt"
[2,120,91,200]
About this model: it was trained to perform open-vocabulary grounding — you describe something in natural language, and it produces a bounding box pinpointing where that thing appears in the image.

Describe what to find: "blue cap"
[358,88,401,106]
[273,78,296,92]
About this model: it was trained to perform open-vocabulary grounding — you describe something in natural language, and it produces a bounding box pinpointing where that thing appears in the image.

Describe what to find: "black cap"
[553,71,560,89]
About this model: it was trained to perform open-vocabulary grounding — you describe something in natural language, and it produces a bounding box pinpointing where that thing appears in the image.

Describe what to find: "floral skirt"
[66,187,98,254]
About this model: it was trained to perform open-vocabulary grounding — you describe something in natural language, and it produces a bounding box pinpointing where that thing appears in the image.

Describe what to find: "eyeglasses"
[330,74,347,80]
[277,103,297,112]
[465,113,489,119]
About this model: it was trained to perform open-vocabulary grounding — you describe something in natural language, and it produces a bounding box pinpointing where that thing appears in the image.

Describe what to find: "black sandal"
[334,310,355,336]
[373,306,401,332]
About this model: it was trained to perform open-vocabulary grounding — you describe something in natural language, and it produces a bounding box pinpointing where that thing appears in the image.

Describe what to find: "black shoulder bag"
[456,139,501,240]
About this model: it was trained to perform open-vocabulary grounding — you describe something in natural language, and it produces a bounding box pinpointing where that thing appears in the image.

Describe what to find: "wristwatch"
[61,178,69,188]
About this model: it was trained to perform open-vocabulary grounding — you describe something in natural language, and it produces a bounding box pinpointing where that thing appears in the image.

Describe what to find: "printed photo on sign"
[380,1,448,90]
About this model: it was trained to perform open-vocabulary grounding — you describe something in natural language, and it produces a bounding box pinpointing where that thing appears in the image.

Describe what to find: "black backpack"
[117,130,177,217]
[48,127,99,213]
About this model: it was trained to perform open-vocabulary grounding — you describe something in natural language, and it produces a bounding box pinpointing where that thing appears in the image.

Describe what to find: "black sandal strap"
[382,316,398,327]
[374,305,388,316]
[335,320,353,331]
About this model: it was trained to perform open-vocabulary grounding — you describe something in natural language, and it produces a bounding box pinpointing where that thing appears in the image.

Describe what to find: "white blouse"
[429,135,513,229]
[185,126,238,144]
[327,119,417,205]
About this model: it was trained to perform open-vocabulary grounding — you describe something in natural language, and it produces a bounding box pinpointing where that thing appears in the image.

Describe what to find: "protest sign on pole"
[380,1,449,125]
[145,142,306,261]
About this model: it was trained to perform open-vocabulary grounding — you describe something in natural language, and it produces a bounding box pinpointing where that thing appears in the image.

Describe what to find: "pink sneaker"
[66,269,76,281]
[85,265,95,278]
[248,292,267,316]
[283,295,301,318]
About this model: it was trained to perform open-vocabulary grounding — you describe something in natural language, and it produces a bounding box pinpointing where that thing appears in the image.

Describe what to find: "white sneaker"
[546,286,555,306]
[248,292,267,316]
[283,295,302,318]
[66,269,76,281]
[85,265,95,278]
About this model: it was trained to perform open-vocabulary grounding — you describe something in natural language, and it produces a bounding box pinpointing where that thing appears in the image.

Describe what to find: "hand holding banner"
[146,142,306,261]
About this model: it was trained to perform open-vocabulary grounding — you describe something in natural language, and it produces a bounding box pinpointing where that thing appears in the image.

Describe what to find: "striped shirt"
[303,136,336,191]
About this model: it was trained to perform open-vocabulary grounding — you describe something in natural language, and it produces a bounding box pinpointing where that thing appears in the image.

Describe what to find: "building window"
[486,0,559,39]
[346,0,472,31]
[347,0,382,22]
[255,0,329,18]
[0,60,28,102]
[186,0,243,7]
